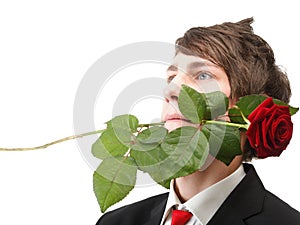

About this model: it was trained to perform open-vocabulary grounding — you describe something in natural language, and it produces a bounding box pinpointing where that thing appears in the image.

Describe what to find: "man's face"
[161,52,231,131]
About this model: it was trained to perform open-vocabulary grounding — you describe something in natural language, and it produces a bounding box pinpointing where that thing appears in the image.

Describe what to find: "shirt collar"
[161,164,246,225]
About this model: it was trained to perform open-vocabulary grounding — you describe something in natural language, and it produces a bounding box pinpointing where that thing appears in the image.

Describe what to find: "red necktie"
[171,209,192,225]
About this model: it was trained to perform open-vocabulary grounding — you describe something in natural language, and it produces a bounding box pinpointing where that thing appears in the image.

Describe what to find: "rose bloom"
[246,97,293,158]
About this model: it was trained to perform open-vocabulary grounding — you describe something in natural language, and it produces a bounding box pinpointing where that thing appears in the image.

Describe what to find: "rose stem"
[0,129,105,151]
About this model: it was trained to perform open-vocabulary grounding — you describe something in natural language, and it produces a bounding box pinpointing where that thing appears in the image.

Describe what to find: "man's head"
[175,17,291,103]
[162,17,291,161]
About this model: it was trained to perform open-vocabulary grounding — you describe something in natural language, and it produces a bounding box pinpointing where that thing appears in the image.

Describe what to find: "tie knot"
[171,209,192,225]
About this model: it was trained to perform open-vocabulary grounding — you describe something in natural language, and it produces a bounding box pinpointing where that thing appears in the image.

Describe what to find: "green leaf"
[130,127,173,188]
[106,114,139,132]
[131,126,209,188]
[203,91,229,120]
[131,145,168,167]
[131,126,168,151]
[93,156,137,213]
[160,126,209,180]
[105,114,139,148]
[178,85,229,123]
[273,99,299,116]
[289,106,299,116]
[229,95,299,122]
[202,123,242,165]
[131,145,170,186]
[136,126,167,144]
[229,95,267,123]
[178,85,206,123]
[92,129,129,159]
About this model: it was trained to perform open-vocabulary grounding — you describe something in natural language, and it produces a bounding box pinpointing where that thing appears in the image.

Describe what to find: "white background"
[0,1,299,224]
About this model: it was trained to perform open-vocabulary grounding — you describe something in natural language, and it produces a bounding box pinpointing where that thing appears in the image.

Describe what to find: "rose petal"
[246,97,293,159]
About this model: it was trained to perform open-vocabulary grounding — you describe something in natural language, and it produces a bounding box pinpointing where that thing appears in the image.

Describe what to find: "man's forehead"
[167,53,218,71]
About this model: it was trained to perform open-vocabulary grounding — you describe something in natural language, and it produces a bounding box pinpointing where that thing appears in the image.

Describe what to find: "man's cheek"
[161,102,168,119]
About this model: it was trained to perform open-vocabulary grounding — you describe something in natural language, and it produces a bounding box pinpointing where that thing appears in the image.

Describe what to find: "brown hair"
[175,17,291,161]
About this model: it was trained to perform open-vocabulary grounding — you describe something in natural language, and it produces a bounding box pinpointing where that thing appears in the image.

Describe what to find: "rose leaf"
[92,129,130,160]
[106,114,139,132]
[229,95,267,123]
[178,85,207,123]
[273,99,299,116]
[93,156,137,213]
[202,123,242,165]
[136,126,168,144]
[160,126,209,181]
[202,91,229,120]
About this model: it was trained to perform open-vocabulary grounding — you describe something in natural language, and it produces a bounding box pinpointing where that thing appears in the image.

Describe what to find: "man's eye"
[167,75,176,83]
[197,72,213,80]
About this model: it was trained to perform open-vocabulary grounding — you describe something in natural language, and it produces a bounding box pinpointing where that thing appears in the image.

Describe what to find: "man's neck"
[174,155,243,202]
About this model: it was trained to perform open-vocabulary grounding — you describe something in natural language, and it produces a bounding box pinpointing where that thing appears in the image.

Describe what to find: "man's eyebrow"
[166,64,177,72]
[166,61,217,73]
[187,61,217,71]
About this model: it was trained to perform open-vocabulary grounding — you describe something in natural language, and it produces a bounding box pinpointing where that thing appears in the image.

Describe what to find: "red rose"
[246,97,293,158]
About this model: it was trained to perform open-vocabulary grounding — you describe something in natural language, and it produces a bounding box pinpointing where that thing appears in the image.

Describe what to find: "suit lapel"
[143,193,168,225]
[141,164,265,225]
[207,164,265,225]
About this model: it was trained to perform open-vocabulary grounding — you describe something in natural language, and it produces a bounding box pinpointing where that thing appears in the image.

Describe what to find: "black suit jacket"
[96,164,300,225]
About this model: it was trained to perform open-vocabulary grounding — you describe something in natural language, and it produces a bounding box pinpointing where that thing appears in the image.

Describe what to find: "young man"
[96,18,300,225]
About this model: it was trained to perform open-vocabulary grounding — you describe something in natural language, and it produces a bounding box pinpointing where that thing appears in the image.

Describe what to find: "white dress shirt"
[160,165,246,225]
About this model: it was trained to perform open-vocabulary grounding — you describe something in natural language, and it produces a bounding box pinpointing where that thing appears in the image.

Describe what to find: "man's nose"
[164,73,190,102]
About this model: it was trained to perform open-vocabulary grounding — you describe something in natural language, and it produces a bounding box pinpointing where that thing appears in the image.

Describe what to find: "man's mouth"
[163,114,192,123]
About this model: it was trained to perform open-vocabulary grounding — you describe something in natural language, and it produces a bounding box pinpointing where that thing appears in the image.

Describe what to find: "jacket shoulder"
[95,192,168,225]
[247,190,300,225]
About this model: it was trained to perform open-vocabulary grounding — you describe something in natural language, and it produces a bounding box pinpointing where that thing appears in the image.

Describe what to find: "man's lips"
[163,114,192,123]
